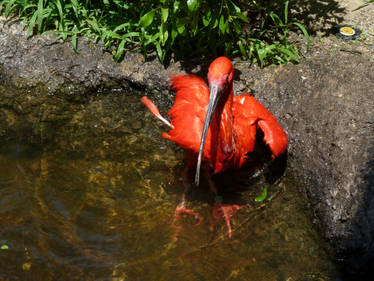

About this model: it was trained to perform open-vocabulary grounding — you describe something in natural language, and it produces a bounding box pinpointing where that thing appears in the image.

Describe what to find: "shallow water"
[0,90,340,280]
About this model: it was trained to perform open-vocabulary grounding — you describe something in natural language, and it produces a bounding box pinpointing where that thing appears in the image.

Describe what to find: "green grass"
[354,0,374,10]
[0,0,310,67]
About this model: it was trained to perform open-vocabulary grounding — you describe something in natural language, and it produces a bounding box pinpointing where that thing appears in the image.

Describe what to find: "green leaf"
[269,12,283,26]
[256,43,272,68]
[238,40,246,57]
[161,7,169,23]
[155,42,163,62]
[4,0,17,18]
[277,46,299,62]
[171,28,178,41]
[1,245,9,250]
[72,32,78,52]
[191,15,198,35]
[187,0,199,12]
[291,22,310,50]
[21,3,37,13]
[255,187,268,202]
[86,19,101,33]
[248,47,254,59]
[26,12,38,37]
[122,32,139,39]
[212,13,219,28]
[236,12,249,23]
[53,0,64,27]
[202,11,211,26]
[176,19,186,34]
[113,22,131,33]
[353,0,374,11]
[70,0,79,19]
[233,20,241,35]
[113,0,129,9]
[37,0,44,33]
[229,0,241,13]
[219,15,227,34]
[139,9,155,28]
[284,0,289,24]
[143,32,160,47]
[160,24,169,46]
[102,29,121,40]
[173,1,180,13]
[163,30,169,45]
[115,39,126,61]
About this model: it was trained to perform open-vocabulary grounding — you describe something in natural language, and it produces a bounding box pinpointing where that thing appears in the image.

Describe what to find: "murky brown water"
[0,90,340,280]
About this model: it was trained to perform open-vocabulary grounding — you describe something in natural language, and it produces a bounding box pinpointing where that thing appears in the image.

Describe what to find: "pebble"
[22,263,31,271]
[132,121,142,130]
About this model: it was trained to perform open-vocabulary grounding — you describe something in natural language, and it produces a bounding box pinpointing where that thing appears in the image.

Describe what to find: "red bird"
[141,56,288,238]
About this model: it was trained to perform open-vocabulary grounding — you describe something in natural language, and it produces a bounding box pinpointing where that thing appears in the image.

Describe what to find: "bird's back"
[232,94,288,166]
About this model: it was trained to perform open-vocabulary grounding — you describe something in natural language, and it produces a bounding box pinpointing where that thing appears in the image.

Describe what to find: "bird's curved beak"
[195,81,223,186]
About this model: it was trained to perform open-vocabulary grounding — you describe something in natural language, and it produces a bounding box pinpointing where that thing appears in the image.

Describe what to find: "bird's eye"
[225,75,229,84]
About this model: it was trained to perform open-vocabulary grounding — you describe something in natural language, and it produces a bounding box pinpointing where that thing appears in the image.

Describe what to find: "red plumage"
[162,75,209,153]
[161,75,288,174]
[141,56,288,239]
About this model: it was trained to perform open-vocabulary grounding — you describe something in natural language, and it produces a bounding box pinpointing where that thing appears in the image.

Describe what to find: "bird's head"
[195,57,234,186]
[207,56,234,98]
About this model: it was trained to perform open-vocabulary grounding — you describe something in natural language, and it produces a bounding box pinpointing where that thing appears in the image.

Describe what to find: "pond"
[0,89,340,280]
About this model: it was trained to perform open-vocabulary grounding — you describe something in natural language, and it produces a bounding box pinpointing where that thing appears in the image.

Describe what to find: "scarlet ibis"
[141,56,288,238]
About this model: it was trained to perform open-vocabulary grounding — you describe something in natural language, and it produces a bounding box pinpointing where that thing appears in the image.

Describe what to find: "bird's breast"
[222,143,233,155]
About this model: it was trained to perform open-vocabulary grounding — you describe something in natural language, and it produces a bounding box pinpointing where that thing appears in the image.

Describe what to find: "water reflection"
[0,92,339,280]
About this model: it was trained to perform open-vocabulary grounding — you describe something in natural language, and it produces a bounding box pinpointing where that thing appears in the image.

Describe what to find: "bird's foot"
[173,204,203,227]
[172,203,203,242]
[211,198,243,238]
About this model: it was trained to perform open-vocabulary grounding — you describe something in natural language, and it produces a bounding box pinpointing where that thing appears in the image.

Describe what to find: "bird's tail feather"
[141,96,174,128]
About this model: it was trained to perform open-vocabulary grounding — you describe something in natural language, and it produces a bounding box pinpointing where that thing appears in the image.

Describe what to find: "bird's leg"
[172,152,203,241]
[249,152,287,186]
[203,167,244,238]
[212,202,243,238]
[203,166,218,196]
[251,159,273,179]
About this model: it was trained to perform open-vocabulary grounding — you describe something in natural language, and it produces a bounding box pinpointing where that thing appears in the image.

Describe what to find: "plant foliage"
[353,0,374,10]
[0,0,309,67]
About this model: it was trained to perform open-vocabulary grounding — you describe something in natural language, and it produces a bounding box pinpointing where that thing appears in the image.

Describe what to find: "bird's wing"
[232,94,288,165]
[162,75,211,154]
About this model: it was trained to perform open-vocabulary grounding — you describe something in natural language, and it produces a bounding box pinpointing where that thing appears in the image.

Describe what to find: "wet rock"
[0,16,172,96]
[246,53,374,276]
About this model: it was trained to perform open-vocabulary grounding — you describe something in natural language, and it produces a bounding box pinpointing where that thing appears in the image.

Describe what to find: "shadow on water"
[0,89,341,280]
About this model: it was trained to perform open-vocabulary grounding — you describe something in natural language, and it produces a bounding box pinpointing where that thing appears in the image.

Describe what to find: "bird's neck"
[219,86,234,146]
[211,85,235,173]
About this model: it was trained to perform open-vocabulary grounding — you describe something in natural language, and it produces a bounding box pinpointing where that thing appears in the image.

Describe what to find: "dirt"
[0,0,373,278]
[311,0,374,58]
